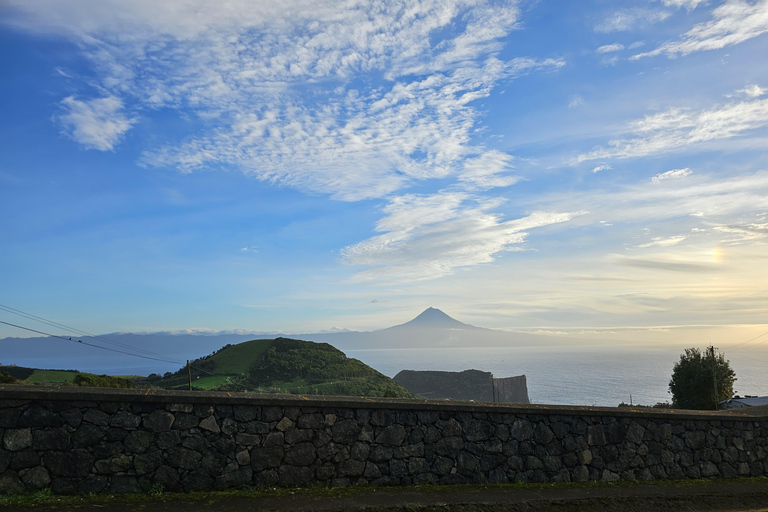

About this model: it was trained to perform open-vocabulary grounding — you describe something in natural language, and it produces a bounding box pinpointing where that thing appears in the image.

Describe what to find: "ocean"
[345,344,768,407]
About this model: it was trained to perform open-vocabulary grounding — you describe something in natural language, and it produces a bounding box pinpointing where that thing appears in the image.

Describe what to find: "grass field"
[209,338,274,374]
[192,375,233,390]
[23,369,78,384]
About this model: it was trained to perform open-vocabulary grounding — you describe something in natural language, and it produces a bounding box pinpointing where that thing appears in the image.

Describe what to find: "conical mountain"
[386,307,476,330]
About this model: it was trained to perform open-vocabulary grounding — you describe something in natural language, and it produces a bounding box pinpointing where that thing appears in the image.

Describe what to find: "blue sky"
[1,0,768,342]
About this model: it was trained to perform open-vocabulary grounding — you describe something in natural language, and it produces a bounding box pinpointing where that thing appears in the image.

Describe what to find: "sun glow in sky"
[1,0,767,341]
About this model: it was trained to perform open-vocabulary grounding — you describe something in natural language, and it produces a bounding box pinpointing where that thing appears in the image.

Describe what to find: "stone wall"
[0,386,766,495]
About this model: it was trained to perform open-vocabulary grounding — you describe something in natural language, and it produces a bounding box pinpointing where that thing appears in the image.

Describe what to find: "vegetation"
[72,373,134,388]
[0,371,18,384]
[669,346,735,410]
[24,369,79,385]
[617,401,673,409]
[153,337,415,398]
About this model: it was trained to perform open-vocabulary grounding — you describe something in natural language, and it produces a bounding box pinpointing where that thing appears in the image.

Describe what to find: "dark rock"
[285,442,317,466]
[173,413,200,430]
[236,433,260,446]
[465,420,493,442]
[106,428,129,442]
[18,406,64,428]
[111,411,141,429]
[202,450,228,476]
[510,420,533,441]
[332,420,360,444]
[10,450,40,470]
[0,471,25,494]
[182,468,214,491]
[216,467,252,489]
[350,442,370,461]
[110,475,141,494]
[72,424,104,447]
[338,459,365,477]
[20,466,50,490]
[437,418,462,436]
[143,410,175,432]
[0,408,21,428]
[408,458,430,475]
[156,430,181,449]
[4,429,32,451]
[83,409,110,426]
[182,433,209,452]
[369,446,394,462]
[435,436,463,456]
[534,424,555,445]
[263,431,284,447]
[285,429,314,444]
[32,427,70,450]
[135,451,164,475]
[297,413,325,429]
[212,437,236,454]
[588,425,606,446]
[280,465,314,486]
[92,441,124,459]
[234,406,260,423]
[166,447,202,470]
[125,430,153,453]
[79,476,108,494]
[389,459,408,477]
[0,450,9,473]
[252,446,284,471]
[371,410,397,427]
[375,425,406,446]
[44,450,94,478]
[153,465,180,490]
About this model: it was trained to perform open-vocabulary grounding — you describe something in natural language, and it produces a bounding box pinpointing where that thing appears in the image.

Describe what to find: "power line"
[0,320,183,365]
[0,318,217,377]
[0,303,182,361]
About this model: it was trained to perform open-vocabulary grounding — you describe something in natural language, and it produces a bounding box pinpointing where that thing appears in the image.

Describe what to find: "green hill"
[156,337,415,398]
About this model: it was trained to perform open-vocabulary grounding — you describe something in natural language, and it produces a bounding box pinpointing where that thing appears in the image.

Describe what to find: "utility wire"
[0,319,217,377]
[0,303,181,361]
[0,320,183,365]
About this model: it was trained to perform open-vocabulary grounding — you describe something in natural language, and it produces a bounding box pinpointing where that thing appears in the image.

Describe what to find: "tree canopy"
[669,346,735,410]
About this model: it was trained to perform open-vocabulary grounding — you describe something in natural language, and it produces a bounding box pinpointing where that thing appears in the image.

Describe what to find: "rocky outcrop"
[394,370,529,404]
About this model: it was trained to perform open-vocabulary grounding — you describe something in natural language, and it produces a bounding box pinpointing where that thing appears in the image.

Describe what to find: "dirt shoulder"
[3,479,768,512]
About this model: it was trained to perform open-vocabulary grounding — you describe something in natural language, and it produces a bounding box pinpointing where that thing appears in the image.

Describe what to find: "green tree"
[669,346,735,410]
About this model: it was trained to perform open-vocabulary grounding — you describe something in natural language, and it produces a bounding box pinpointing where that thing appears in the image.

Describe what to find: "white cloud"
[652,168,693,184]
[459,151,519,191]
[634,0,768,58]
[576,93,768,162]
[595,8,671,33]
[3,0,566,201]
[658,0,706,10]
[341,192,580,282]
[596,43,625,53]
[637,235,688,247]
[592,164,612,173]
[738,84,768,97]
[57,96,134,151]
[568,95,585,108]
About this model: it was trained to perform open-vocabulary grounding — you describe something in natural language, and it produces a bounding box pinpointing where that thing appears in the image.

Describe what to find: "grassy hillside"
[209,338,274,374]
[156,337,415,398]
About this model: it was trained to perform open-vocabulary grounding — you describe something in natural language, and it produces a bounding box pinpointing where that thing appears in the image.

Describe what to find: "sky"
[1,0,768,344]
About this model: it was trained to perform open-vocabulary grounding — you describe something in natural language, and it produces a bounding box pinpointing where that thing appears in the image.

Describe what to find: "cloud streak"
[341,192,581,282]
[577,93,768,162]
[634,0,768,59]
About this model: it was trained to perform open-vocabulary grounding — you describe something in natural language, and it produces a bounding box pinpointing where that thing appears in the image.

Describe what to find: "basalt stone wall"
[0,387,766,495]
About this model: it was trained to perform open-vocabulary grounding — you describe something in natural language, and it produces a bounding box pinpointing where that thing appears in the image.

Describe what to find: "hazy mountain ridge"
[0,308,606,375]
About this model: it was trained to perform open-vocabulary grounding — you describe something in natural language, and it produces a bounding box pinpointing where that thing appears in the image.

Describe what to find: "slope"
[155,337,415,398]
